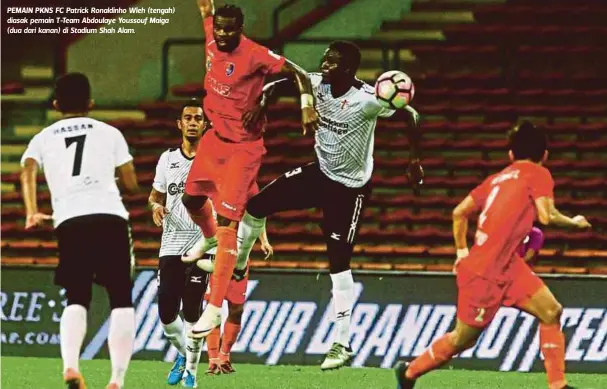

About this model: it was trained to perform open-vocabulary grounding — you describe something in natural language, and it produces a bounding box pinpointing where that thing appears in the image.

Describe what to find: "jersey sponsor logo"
[320,117,350,135]
[221,201,236,211]
[330,233,341,241]
[167,182,186,196]
[226,62,235,76]
[208,75,232,96]
[170,162,180,169]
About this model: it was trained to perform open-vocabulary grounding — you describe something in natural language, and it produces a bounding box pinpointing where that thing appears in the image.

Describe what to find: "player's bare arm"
[452,195,477,272]
[116,160,140,194]
[535,197,591,228]
[280,60,320,135]
[20,158,52,229]
[403,105,424,186]
[197,0,215,19]
[149,188,168,227]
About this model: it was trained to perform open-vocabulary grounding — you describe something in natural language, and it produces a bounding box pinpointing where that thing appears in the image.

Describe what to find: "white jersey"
[311,73,395,188]
[153,147,216,257]
[20,117,132,228]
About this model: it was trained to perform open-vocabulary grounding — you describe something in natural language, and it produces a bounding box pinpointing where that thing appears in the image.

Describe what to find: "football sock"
[330,270,355,348]
[235,212,266,270]
[209,227,238,307]
[220,321,242,362]
[189,201,217,239]
[540,323,567,389]
[108,307,135,387]
[206,326,221,364]
[406,333,458,379]
[185,321,203,374]
[60,304,87,373]
[162,316,186,356]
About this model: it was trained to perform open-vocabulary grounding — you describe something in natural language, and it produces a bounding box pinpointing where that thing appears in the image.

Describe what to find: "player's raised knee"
[542,301,563,325]
[182,193,207,211]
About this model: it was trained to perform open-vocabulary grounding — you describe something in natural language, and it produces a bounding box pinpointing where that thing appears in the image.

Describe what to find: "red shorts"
[456,255,545,328]
[204,273,248,305]
[185,129,265,220]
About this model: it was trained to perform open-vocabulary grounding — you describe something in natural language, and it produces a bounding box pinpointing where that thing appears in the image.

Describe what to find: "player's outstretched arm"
[280,59,320,134]
[148,188,168,227]
[403,105,423,186]
[535,197,592,228]
[197,0,215,19]
[20,159,52,229]
[243,78,298,129]
[452,195,477,272]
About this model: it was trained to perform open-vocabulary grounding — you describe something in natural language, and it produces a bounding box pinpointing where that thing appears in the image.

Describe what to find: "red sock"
[220,321,242,362]
[209,227,238,307]
[540,323,567,389]
[406,334,458,380]
[189,201,217,238]
[206,326,220,364]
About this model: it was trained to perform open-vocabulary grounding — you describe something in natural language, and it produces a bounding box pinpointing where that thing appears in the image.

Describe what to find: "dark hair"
[329,40,362,74]
[54,73,91,113]
[215,4,244,27]
[508,121,548,162]
[179,98,204,118]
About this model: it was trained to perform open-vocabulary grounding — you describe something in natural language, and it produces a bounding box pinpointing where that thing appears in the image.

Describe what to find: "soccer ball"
[374,70,415,110]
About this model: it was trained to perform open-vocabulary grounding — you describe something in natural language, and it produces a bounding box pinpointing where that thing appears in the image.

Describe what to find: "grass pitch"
[1,357,606,389]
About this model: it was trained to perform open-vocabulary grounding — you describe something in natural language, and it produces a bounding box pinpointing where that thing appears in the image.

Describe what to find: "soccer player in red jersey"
[181,0,320,339]
[395,122,591,389]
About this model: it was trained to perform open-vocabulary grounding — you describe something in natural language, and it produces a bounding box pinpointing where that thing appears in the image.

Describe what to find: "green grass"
[1,357,606,389]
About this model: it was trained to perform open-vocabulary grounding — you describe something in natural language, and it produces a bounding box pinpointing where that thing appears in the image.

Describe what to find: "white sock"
[60,304,87,373]
[235,212,266,270]
[108,307,135,387]
[330,270,355,348]
[185,321,203,375]
[162,316,187,356]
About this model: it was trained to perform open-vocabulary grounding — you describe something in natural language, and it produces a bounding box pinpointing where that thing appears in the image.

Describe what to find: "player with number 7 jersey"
[394,122,591,389]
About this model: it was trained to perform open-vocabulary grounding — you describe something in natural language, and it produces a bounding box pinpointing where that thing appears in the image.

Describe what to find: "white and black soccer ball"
[374,70,415,110]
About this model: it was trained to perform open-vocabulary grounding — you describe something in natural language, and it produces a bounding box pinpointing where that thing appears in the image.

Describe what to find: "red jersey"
[462,161,554,282]
[203,17,286,142]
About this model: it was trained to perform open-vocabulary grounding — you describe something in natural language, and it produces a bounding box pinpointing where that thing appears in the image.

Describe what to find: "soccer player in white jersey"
[234,41,425,370]
[20,73,139,389]
[148,100,212,388]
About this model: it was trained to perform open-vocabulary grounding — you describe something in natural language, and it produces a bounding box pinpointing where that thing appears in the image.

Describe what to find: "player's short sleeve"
[309,72,323,92]
[20,134,43,168]
[112,127,133,167]
[252,44,286,75]
[203,16,214,42]
[361,85,395,119]
[529,166,554,200]
[153,151,169,193]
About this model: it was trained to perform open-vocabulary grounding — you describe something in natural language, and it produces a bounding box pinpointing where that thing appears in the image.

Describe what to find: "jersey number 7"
[65,135,86,176]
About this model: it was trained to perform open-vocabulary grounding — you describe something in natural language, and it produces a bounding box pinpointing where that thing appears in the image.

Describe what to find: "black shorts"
[157,254,212,323]
[247,162,371,273]
[55,214,134,290]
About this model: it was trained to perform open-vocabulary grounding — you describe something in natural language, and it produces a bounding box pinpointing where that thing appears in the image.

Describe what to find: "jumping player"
[20,73,138,389]
[395,122,591,389]
[148,100,212,388]
[234,41,424,370]
[182,0,319,339]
